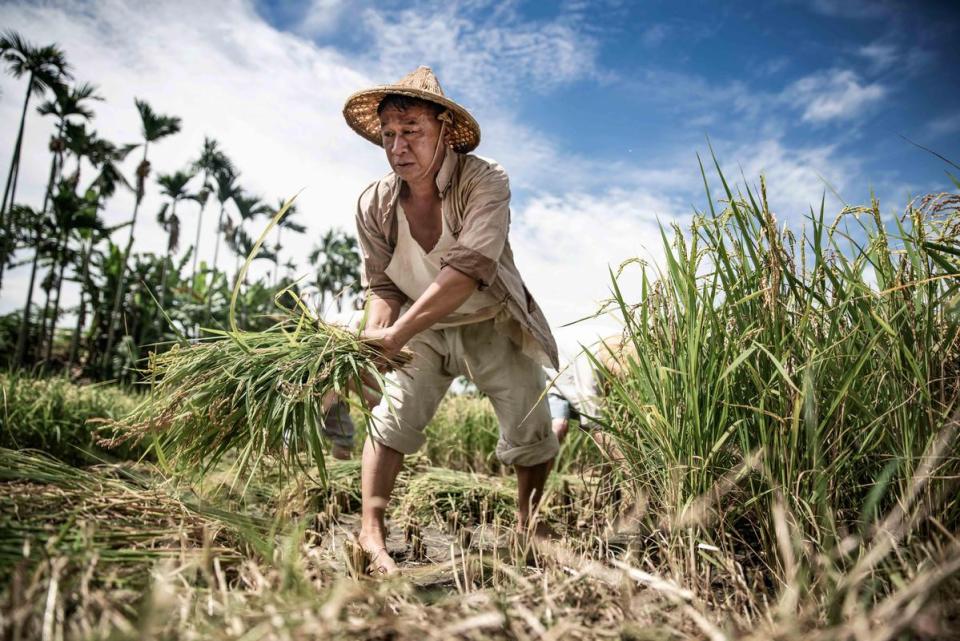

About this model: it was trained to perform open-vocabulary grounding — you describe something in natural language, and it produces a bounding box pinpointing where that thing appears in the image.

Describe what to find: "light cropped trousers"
[370,318,559,467]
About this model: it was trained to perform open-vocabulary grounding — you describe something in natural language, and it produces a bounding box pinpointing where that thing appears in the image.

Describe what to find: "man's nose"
[390,135,407,155]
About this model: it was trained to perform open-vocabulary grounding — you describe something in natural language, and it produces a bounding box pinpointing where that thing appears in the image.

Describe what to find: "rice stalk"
[95,197,411,484]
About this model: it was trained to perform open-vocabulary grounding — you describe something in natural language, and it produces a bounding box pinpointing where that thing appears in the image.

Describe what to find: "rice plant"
[0,448,263,574]
[596,159,960,610]
[97,199,410,484]
[0,372,141,464]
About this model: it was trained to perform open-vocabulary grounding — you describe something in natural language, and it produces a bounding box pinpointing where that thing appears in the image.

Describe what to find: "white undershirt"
[384,203,503,327]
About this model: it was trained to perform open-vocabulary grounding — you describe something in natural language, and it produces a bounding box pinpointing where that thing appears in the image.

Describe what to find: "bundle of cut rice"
[97,197,408,484]
[97,321,408,483]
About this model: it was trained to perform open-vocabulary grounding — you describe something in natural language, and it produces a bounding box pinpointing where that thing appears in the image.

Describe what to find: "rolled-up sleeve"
[440,163,510,290]
[355,183,406,303]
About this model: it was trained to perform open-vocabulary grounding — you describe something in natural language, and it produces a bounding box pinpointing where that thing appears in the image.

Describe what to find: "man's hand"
[361,326,406,362]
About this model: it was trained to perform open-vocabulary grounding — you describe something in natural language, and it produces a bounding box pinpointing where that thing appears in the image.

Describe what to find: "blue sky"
[254,0,960,206]
[1,0,958,353]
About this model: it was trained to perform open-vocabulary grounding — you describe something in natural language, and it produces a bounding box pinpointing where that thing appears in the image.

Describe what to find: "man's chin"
[393,164,417,177]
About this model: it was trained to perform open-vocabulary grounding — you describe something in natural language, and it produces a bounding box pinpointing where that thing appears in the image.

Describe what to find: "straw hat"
[343,66,481,154]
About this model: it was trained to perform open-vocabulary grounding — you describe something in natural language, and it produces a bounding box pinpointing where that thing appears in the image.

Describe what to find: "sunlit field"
[3,161,958,639]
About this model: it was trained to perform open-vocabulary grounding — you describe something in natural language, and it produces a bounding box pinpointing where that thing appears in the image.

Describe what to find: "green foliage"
[0,372,140,464]
[600,164,960,585]
[422,394,502,473]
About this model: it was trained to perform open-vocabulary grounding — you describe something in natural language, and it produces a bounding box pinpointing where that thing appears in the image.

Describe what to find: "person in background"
[547,337,624,462]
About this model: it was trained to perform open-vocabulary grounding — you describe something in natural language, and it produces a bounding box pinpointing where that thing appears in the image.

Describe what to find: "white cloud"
[511,187,683,356]
[0,0,381,316]
[926,112,960,137]
[784,69,887,123]
[299,0,348,36]
[857,41,898,71]
[720,137,860,216]
[805,0,893,19]
[354,1,599,108]
[639,24,669,48]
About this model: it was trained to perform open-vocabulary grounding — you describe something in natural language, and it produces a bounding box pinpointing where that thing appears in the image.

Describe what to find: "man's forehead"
[379,105,433,124]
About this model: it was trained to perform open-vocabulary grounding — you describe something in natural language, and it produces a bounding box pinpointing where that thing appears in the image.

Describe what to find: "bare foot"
[358,530,399,576]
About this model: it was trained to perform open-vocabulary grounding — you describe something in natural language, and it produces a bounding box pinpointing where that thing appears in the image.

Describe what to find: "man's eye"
[403,129,418,135]
[382,131,394,138]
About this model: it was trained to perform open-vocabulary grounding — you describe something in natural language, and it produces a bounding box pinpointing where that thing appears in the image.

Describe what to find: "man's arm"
[365,266,476,357]
[365,294,403,330]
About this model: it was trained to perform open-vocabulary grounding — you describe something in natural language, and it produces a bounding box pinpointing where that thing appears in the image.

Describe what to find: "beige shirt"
[386,203,503,327]
[355,148,559,368]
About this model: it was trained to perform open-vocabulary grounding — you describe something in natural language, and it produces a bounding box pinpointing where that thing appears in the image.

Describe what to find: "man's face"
[379,104,443,182]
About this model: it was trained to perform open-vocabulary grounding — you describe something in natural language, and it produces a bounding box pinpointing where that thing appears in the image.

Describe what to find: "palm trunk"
[67,237,93,370]
[156,200,176,335]
[39,229,67,363]
[102,142,149,376]
[274,227,283,287]
[44,238,70,363]
[13,247,41,365]
[0,76,34,292]
[211,203,225,275]
[191,171,208,283]
[191,200,204,282]
[14,130,62,366]
[205,203,226,320]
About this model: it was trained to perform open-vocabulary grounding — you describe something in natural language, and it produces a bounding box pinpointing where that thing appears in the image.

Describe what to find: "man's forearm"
[391,267,476,344]
[366,295,403,329]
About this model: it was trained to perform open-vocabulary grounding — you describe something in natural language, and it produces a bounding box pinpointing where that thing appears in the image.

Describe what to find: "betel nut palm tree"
[271,197,305,286]
[189,137,232,282]
[0,30,71,291]
[102,98,181,375]
[13,81,101,365]
[155,169,198,327]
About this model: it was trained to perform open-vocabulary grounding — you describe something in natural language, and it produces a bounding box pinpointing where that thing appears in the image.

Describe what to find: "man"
[342,66,560,574]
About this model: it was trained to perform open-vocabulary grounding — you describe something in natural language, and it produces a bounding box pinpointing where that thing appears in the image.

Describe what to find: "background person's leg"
[548,393,572,444]
[323,400,355,460]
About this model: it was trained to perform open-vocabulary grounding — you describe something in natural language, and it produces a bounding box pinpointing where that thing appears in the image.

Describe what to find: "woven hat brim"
[343,85,481,154]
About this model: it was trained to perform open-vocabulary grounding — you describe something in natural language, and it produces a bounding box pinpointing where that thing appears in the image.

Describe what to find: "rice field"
[2,171,959,640]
